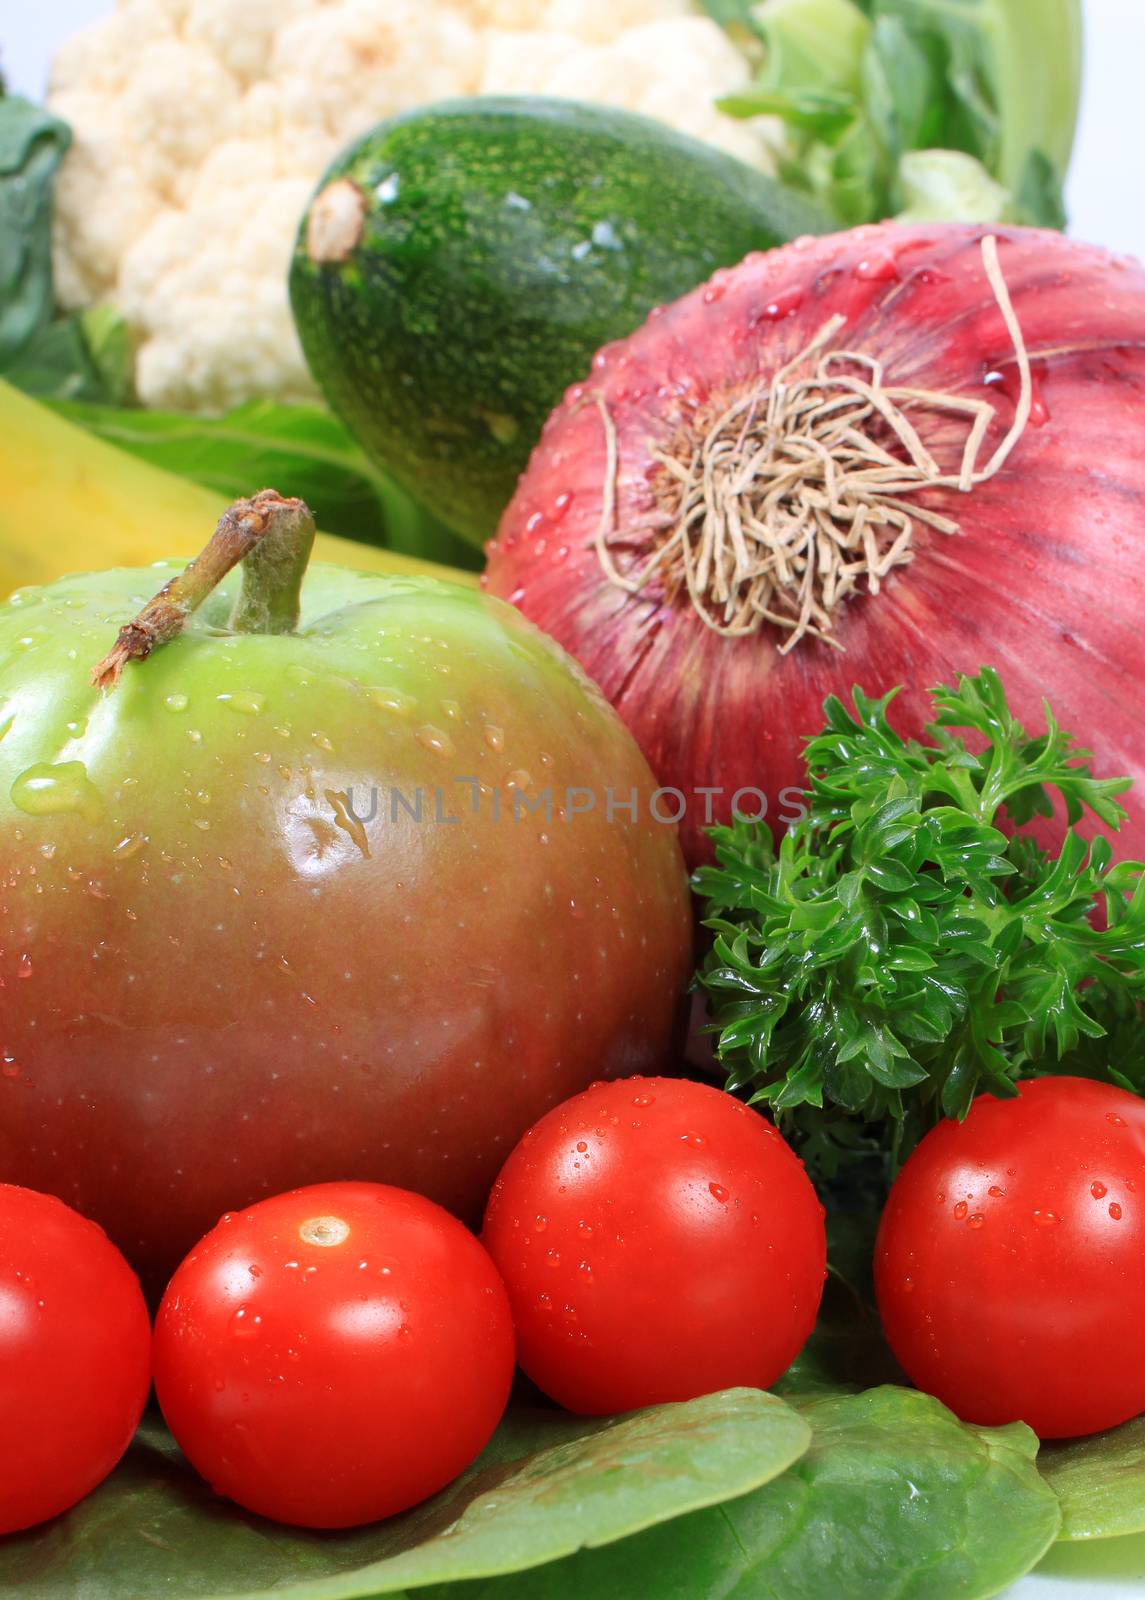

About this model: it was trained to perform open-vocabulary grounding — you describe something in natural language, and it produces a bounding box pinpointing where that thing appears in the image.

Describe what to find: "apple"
[0,494,691,1290]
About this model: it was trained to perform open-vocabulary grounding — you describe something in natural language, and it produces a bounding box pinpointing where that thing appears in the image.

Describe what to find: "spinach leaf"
[0,1389,808,1598]
[0,97,70,366]
[438,1387,1061,1600]
[49,398,478,568]
[1039,1415,1145,1541]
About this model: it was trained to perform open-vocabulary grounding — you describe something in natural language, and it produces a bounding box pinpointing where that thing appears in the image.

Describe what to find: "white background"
[2,2,1143,1596]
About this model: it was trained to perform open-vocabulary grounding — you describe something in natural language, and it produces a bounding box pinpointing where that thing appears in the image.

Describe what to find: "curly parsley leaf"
[694,669,1145,1178]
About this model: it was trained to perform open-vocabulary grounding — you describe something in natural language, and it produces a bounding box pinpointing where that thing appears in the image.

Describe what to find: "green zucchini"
[289,97,832,545]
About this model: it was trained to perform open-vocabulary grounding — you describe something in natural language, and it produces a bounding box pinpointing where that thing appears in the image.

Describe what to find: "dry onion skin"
[484,223,1145,867]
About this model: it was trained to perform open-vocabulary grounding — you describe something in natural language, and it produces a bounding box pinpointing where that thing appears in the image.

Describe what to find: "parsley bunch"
[694,669,1145,1183]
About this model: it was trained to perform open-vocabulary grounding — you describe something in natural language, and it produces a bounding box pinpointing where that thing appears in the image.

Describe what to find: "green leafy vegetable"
[0,97,70,368]
[707,0,1081,226]
[695,668,1145,1183]
[435,1388,1061,1600]
[1039,1416,1145,1541]
[0,1390,808,1598]
[48,397,478,567]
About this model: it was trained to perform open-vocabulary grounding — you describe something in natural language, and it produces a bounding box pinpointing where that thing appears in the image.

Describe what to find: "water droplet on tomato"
[577,1220,593,1239]
[902,1275,915,1293]
[633,1093,654,1107]
[1107,1113,1127,1127]
[988,1185,1005,1198]
[708,1182,730,1203]
[1110,1203,1123,1221]
[17,954,32,978]
[1033,1209,1059,1228]
[967,1213,985,1230]
[953,1201,968,1221]
[681,1132,705,1148]
[534,1215,548,1233]
[546,1249,561,1268]
[1091,1181,1108,1199]
[230,1305,262,1339]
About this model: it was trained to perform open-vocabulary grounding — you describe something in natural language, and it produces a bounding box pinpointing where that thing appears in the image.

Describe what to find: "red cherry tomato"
[152,1182,515,1528]
[482,1077,826,1415]
[875,1076,1145,1438]
[0,1184,151,1535]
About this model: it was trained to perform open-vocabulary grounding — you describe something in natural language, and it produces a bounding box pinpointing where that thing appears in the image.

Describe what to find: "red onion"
[484,223,1145,867]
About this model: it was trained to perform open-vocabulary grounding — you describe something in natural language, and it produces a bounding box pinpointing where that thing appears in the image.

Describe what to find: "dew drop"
[854,250,901,282]
[217,691,265,717]
[11,761,102,819]
[760,285,804,319]
[416,724,454,757]
[230,1305,262,1339]
[368,686,413,716]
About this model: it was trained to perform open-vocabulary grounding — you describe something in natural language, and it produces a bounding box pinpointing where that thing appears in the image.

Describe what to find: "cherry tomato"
[482,1077,826,1415]
[0,1184,151,1535]
[152,1182,515,1528]
[875,1076,1145,1438]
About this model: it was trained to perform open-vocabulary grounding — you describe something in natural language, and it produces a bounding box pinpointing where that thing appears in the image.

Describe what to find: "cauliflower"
[47,0,777,413]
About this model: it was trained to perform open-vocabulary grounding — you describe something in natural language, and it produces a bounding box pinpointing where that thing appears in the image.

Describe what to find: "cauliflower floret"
[469,0,691,37]
[185,0,318,85]
[481,17,769,169]
[48,0,776,412]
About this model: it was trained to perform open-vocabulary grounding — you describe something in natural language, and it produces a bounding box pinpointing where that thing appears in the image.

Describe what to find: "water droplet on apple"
[11,761,102,819]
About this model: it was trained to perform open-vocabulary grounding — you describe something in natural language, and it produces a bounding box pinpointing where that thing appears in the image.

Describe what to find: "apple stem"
[91,490,316,690]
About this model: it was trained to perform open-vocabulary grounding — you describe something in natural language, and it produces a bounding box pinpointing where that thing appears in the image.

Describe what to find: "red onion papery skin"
[484,223,1145,869]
